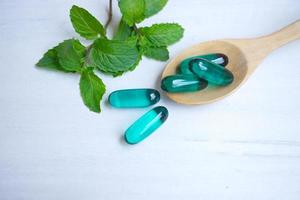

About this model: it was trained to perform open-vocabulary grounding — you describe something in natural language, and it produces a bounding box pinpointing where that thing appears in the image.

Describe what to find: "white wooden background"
[0,0,300,199]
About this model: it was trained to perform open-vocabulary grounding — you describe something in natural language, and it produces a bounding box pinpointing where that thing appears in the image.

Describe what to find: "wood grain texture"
[0,0,300,200]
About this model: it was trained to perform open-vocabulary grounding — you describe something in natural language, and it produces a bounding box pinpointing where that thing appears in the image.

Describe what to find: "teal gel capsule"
[178,53,228,75]
[125,106,168,144]
[161,74,208,93]
[109,89,160,108]
[190,58,234,86]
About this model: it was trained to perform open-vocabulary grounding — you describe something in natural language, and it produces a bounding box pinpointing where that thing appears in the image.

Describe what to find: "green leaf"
[143,46,169,61]
[144,0,168,18]
[36,48,68,72]
[140,23,184,47]
[119,0,145,26]
[113,50,143,77]
[113,19,133,40]
[80,68,106,113]
[89,38,140,75]
[55,39,86,72]
[70,5,106,40]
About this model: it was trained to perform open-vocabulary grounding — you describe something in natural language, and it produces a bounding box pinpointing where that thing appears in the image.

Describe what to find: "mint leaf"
[144,46,169,61]
[113,50,142,77]
[89,38,140,74]
[70,5,106,40]
[80,68,106,113]
[36,48,68,72]
[113,19,133,40]
[119,0,145,26]
[140,23,184,47]
[56,39,86,72]
[144,0,168,18]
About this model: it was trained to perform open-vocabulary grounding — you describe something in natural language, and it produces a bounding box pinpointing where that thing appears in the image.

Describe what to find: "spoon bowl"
[162,20,300,104]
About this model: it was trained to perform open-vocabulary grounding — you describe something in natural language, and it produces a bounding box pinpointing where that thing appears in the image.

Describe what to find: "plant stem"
[105,0,113,29]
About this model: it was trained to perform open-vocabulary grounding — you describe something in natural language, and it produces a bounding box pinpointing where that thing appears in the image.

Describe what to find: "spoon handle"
[232,19,300,70]
[257,19,300,53]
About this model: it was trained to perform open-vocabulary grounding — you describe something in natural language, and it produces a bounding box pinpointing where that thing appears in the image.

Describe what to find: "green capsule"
[178,53,228,75]
[190,58,234,86]
[125,106,168,144]
[109,89,160,108]
[161,74,208,93]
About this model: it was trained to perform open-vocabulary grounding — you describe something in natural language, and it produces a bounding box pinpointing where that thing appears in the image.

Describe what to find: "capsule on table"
[124,106,168,144]
[178,53,228,75]
[190,58,234,86]
[109,89,160,108]
[161,74,208,93]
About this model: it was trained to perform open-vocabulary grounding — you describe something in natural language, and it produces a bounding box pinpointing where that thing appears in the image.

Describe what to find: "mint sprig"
[36,0,184,113]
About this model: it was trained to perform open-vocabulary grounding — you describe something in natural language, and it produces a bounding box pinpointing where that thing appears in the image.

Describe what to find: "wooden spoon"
[162,20,300,105]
